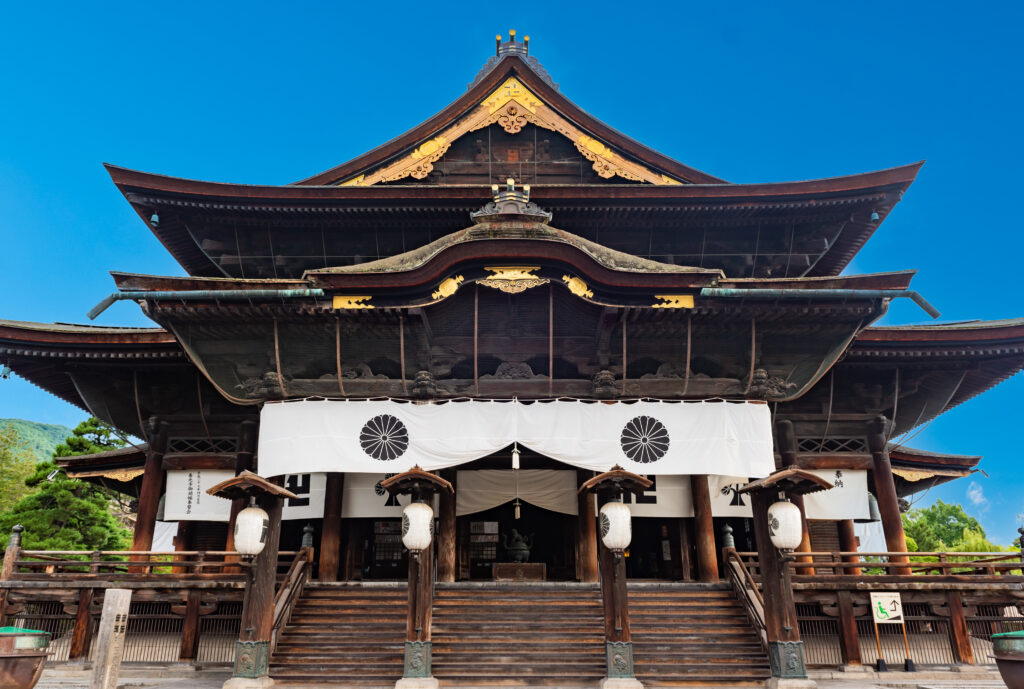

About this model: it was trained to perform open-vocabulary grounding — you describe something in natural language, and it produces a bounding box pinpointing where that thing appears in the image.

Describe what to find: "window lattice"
[797,437,868,454]
[166,437,237,454]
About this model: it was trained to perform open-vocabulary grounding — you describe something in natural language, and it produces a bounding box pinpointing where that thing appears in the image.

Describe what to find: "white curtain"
[258,399,774,478]
[456,470,578,516]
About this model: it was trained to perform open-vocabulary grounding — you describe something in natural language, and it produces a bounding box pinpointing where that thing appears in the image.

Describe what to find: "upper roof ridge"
[469,30,557,90]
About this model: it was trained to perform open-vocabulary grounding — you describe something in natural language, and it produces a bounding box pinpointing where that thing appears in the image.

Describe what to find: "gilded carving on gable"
[432,275,464,300]
[562,275,594,299]
[338,78,683,186]
[477,266,550,293]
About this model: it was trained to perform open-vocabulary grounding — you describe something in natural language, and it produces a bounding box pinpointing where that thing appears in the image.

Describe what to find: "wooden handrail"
[723,549,767,653]
[271,546,313,654]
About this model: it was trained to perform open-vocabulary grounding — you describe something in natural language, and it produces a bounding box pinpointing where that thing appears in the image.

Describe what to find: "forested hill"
[1,418,74,461]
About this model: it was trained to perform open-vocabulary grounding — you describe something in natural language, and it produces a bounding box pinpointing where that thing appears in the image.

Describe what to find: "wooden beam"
[778,420,815,575]
[161,454,240,471]
[946,590,975,664]
[867,416,911,575]
[318,473,344,581]
[794,456,873,470]
[576,470,598,583]
[437,470,457,583]
[837,519,862,576]
[178,589,201,661]
[836,590,862,666]
[691,475,718,581]
[131,421,168,554]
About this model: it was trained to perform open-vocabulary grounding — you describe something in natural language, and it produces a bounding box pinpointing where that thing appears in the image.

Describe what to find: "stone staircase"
[269,580,769,687]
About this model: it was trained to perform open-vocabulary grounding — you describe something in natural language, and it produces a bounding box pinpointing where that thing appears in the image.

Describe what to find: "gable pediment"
[339,75,685,187]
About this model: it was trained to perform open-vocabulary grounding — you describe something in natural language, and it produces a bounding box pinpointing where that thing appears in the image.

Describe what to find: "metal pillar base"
[403,641,432,679]
[606,641,636,679]
[231,640,270,680]
[768,640,808,679]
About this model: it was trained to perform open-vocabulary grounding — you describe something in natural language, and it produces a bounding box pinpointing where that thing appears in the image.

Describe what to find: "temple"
[2,32,1022,689]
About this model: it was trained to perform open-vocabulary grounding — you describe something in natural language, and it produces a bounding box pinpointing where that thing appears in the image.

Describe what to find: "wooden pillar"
[751,488,807,678]
[691,475,719,581]
[437,471,457,583]
[178,589,202,661]
[577,470,599,583]
[242,492,284,643]
[225,420,258,560]
[131,421,168,553]
[171,522,191,574]
[318,473,344,581]
[777,420,814,574]
[837,519,862,576]
[678,518,694,581]
[946,590,975,664]
[0,525,22,625]
[68,587,94,660]
[867,415,911,575]
[836,590,862,666]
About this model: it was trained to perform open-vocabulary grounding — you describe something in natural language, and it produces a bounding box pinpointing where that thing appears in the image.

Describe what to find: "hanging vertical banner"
[164,470,233,521]
[709,475,754,517]
[341,473,435,519]
[281,473,327,520]
[624,474,695,518]
[803,469,868,520]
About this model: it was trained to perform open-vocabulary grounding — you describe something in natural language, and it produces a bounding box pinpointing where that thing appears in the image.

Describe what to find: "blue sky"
[1,2,1021,543]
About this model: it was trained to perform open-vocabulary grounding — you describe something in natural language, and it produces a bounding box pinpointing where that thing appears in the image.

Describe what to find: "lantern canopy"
[767,500,803,550]
[599,501,632,551]
[234,505,270,556]
[402,501,434,551]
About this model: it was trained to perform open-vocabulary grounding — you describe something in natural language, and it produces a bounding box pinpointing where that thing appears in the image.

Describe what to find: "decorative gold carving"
[342,77,685,186]
[477,266,550,294]
[575,136,644,181]
[892,469,935,482]
[562,275,594,299]
[432,275,464,300]
[482,77,543,115]
[103,469,145,482]
[652,295,695,309]
[332,296,374,309]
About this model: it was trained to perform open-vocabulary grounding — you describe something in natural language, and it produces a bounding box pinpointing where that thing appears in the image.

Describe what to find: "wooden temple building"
[2,33,1023,689]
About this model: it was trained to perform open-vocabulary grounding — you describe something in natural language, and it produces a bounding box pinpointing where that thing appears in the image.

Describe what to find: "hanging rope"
[621,308,629,396]
[334,318,346,395]
[273,318,288,398]
[743,317,757,395]
[399,313,408,396]
[682,316,692,396]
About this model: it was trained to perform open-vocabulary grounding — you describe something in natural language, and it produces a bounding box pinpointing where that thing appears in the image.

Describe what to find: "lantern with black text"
[599,500,632,551]
[402,501,434,552]
[767,499,802,550]
[234,503,270,556]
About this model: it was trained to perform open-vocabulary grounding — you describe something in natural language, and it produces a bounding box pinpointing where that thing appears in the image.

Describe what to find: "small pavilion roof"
[55,444,149,495]
[888,444,982,495]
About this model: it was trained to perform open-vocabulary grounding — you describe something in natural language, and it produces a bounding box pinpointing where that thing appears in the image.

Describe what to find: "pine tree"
[0,423,35,513]
[0,418,130,551]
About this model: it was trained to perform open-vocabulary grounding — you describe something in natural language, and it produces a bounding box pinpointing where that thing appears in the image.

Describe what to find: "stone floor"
[31,664,1007,689]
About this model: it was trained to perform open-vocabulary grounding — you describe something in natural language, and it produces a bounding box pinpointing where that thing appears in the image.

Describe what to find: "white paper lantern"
[402,501,434,552]
[768,500,803,550]
[234,505,270,556]
[599,501,632,551]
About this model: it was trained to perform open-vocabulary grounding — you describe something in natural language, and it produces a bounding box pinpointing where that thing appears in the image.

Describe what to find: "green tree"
[0,424,35,513]
[53,417,125,456]
[902,500,986,551]
[0,418,130,551]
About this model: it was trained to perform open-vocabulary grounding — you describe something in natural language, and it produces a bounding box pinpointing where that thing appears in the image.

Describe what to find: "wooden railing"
[271,546,314,654]
[723,548,767,652]
[8,550,301,579]
[736,551,1024,578]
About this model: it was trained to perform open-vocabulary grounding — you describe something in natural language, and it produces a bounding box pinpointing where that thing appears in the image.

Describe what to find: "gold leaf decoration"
[651,295,695,309]
[332,296,374,310]
[477,266,549,294]
[432,275,464,300]
[562,275,594,299]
